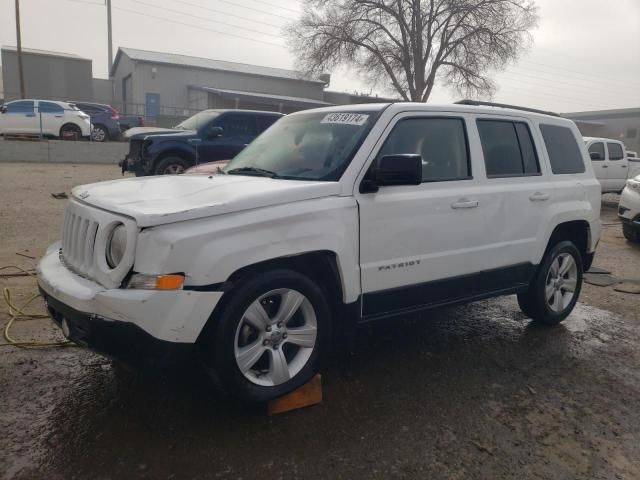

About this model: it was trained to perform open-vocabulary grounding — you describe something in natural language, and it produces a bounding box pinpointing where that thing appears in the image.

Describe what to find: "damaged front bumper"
[37,243,223,364]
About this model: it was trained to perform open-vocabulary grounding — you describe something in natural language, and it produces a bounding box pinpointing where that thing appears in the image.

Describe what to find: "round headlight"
[106,224,127,268]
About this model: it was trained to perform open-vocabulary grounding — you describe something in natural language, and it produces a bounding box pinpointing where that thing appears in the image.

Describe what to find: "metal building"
[110,47,333,122]
[565,108,640,153]
[0,46,94,102]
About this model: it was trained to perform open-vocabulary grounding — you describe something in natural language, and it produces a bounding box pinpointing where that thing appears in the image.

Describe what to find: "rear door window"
[539,124,585,174]
[38,102,64,114]
[607,142,624,161]
[477,120,540,177]
[588,142,605,161]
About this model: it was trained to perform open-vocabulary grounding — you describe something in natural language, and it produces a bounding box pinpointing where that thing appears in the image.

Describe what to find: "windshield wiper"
[226,167,280,178]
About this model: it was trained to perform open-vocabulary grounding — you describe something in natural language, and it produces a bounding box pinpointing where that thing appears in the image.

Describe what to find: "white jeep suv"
[37,101,601,402]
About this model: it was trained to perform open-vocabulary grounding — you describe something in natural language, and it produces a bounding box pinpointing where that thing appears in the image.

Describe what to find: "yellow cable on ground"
[1,265,74,348]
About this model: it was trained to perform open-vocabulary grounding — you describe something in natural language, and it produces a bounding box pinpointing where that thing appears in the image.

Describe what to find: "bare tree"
[287,0,538,101]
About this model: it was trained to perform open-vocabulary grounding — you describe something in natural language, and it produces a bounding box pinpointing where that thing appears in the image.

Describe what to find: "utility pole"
[107,0,113,73]
[106,0,115,104]
[15,0,26,99]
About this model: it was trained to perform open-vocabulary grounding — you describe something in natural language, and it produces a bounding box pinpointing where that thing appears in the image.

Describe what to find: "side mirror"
[590,151,603,161]
[0,106,6,114]
[208,126,223,138]
[361,154,422,193]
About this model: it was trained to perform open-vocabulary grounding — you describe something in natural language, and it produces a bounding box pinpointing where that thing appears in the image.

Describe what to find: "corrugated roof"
[194,86,332,107]
[1,46,90,61]
[115,47,324,84]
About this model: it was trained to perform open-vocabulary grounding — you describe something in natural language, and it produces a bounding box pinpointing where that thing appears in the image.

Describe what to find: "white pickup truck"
[38,101,601,402]
[584,137,633,193]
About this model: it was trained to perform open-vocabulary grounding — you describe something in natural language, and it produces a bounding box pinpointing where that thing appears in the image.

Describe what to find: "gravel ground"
[1,162,639,480]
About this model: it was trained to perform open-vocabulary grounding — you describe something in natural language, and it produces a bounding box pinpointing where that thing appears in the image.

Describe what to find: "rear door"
[587,141,609,190]
[607,142,629,190]
[37,101,66,136]
[473,116,551,272]
[4,100,37,134]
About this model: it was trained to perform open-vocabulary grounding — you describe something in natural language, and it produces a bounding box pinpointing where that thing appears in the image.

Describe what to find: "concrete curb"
[0,138,127,164]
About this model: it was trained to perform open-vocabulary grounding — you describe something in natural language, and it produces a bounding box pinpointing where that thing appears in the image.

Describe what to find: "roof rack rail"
[455,99,560,117]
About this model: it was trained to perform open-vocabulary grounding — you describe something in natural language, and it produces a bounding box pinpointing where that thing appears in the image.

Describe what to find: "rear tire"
[200,269,331,403]
[154,156,190,175]
[59,123,82,140]
[622,223,640,243]
[517,241,583,325]
[91,124,109,142]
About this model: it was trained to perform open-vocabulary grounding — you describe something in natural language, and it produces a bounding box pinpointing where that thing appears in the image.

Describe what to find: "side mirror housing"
[0,106,6,114]
[208,126,223,138]
[590,151,603,161]
[361,154,422,193]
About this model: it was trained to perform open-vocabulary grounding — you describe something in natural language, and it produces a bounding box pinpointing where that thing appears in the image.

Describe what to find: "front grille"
[61,209,99,277]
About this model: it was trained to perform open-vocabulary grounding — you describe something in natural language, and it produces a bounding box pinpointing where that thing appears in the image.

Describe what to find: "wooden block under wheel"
[267,374,322,415]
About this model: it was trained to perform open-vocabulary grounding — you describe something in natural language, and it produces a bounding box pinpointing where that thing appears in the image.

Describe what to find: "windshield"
[223,111,377,181]
[175,111,219,130]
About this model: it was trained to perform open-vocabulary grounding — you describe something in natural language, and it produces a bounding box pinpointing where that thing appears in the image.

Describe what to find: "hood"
[72,174,341,227]
[185,160,229,174]
[124,126,196,139]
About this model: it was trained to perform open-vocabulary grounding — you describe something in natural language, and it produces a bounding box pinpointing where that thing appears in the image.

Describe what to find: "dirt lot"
[1,162,640,480]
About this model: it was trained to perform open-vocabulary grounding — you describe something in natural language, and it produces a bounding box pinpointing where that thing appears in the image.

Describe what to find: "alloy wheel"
[233,288,318,387]
[545,252,578,313]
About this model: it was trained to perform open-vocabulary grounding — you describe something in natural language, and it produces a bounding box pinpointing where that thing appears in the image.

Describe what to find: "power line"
[211,0,293,21]
[130,0,284,39]
[172,0,284,29]
[497,71,638,102]
[249,0,301,14]
[112,5,287,48]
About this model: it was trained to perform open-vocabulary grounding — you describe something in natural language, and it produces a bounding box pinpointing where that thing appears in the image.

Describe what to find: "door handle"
[529,192,550,201]
[602,165,608,168]
[55,115,64,118]
[621,165,628,168]
[25,114,36,117]
[451,199,479,209]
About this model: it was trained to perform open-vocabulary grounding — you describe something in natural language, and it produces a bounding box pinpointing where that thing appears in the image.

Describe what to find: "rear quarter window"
[539,124,585,174]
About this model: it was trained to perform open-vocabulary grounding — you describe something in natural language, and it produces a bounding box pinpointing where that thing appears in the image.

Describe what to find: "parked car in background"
[584,137,631,193]
[0,99,91,139]
[72,101,121,142]
[118,114,145,133]
[628,151,638,158]
[185,159,229,174]
[120,109,283,175]
[39,101,601,403]
[619,174,640,242]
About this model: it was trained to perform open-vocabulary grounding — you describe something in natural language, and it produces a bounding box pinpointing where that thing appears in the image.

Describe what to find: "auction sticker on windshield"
[321,113,369,126]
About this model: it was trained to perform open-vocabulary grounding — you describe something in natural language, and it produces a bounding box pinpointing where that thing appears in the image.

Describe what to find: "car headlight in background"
[106,224,127,268]
[626,178,640,192]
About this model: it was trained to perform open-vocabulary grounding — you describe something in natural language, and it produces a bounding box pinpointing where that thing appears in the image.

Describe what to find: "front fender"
[133,196,361,303]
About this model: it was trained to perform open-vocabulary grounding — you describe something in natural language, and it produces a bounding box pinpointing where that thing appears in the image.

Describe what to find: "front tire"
[622,223,640,243]
[201,269,330,403]
[91,124,109,142]
[154,156,190,175]
[517,241,583,325]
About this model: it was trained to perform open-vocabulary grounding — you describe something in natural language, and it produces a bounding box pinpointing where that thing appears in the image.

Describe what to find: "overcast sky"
[1,0,639,113]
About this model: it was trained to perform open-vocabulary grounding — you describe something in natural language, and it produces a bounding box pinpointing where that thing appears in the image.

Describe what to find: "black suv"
[121,109,283,176]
